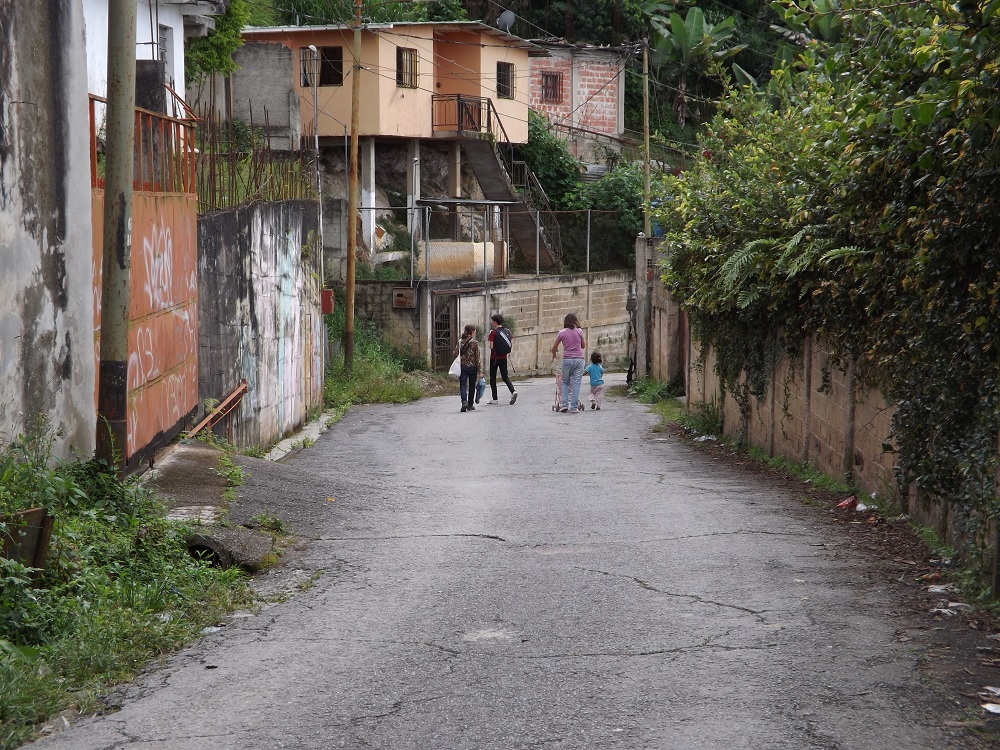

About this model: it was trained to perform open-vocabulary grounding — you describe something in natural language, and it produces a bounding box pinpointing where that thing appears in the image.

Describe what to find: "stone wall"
[198,201,324,448]
[0,3,96,456]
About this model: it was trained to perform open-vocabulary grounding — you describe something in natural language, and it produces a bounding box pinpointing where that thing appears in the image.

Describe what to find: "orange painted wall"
[92,191,199,462]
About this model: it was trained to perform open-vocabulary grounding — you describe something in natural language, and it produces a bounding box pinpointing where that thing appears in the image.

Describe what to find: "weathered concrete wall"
[198,202,323,448]
[355,271,631,374]
[0,3,96,455]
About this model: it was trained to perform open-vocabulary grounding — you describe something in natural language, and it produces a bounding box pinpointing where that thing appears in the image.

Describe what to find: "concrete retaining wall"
[198,201,323,448]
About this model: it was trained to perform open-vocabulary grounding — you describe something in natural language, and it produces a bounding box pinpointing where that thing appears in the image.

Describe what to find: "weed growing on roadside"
[744,447,852,494]
[0,427,252,749]
[249,512,287,534]
[324,289,425,409]
[677,398,722,437]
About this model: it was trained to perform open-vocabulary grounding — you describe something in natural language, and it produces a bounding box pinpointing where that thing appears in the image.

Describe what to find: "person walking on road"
[455,324,482,413]
[487,313,517,405]
[551,313,586,413]
[586,351,605,410]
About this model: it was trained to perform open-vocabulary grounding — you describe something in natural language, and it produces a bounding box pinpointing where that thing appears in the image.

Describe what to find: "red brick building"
[528,40,627,162]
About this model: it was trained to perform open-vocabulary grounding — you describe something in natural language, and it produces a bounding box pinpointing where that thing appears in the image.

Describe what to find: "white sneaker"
[488,399,499,405]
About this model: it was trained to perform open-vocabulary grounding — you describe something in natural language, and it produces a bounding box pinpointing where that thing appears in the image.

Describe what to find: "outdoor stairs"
[460,138,560,271]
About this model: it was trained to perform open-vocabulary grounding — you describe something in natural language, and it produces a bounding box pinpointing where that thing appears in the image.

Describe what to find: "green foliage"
[266,0,466,24]
[0,428,251,748]
[325,288,426,409]
[516,110,584,210]
[185,0,251,84]
[655,0,1000,550]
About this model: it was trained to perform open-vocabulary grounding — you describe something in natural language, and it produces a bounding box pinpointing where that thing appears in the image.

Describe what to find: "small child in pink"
[586,352,605,410]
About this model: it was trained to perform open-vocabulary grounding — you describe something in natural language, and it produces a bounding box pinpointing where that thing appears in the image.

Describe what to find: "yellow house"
[232,22,559,273]
[240,21,542,143]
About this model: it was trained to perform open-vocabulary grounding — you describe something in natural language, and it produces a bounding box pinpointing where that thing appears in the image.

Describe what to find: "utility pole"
[345,0,362,374]
[309,45,324,287]
[642,38,651,236]
[97,0,138,471]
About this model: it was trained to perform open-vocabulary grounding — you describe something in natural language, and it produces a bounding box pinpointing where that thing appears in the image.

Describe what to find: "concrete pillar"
[407,139,421,236]
[360,137,376,253]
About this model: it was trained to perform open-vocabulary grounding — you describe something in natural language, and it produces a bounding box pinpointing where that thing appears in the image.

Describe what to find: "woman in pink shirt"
[550,313,586,413]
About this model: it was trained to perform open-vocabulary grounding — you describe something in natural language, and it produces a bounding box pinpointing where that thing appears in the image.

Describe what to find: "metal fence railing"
[89,94,196,193]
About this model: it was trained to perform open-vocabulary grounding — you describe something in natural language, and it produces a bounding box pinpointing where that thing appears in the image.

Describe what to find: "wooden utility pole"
[642,39,651,236]
[97,0,138,471]
[345,0,362,374]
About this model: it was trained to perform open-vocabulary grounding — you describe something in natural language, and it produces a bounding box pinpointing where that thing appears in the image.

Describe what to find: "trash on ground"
[927,584,955,594]
[201,626,222,634]
[694,435,716,442]
[981,702,1000,715]
[837,495,858,509]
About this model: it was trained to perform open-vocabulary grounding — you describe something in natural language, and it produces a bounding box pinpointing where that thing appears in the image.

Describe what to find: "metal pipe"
[98,0,138,471]
[535,209,540,277]
[586,208,591,273]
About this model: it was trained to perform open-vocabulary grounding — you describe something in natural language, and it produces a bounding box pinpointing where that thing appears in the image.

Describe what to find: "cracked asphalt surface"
[30,374,978,749]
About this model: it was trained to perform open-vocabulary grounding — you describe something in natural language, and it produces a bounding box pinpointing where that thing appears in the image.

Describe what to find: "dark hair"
[591,351,602,364]
[491,313,504,326]
[463,324,477,336]
[563,313,579,329]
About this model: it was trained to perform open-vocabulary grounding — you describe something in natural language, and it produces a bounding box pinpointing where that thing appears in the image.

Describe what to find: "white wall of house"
[1,3,96,457]
[83,0,191,101]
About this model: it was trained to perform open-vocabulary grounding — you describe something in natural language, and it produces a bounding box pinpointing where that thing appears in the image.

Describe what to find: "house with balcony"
[228,21,560,276]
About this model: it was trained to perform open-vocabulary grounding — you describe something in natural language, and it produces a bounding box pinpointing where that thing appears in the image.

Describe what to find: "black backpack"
[493,327,512,356]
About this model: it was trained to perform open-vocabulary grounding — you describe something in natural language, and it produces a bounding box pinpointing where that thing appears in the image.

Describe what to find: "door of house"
[433,294,457,371]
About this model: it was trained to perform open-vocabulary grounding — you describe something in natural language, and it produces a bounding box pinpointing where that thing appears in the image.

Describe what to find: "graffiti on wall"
[92,192,199,460]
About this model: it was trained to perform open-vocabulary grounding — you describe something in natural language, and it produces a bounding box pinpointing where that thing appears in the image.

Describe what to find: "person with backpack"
[455,324,482,413]
[487,313,517,405]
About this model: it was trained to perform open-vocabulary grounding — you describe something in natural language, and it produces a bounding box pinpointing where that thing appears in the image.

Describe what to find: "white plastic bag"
[448,355,461,378]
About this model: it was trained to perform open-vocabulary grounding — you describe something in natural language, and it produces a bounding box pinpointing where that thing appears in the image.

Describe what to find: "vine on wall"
[653,0,1000,551]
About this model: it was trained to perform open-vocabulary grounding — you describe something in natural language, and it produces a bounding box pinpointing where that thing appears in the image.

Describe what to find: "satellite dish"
[497,9,516,32]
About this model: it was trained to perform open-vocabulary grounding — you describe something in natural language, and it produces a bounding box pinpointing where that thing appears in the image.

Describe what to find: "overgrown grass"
[324,289,426,411]
[0,426,252,749]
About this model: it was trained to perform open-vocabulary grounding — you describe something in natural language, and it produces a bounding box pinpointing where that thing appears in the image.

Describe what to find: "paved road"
[33,375,966,749]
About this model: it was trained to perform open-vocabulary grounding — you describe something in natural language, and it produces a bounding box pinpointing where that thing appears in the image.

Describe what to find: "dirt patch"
[415,370,455,398]
[673,432,1000,747]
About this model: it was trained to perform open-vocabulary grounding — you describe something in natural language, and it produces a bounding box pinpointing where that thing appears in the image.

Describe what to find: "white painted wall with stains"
[0,3,97,455]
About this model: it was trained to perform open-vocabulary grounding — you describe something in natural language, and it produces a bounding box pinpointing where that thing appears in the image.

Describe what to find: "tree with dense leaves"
[654,0,1000,539]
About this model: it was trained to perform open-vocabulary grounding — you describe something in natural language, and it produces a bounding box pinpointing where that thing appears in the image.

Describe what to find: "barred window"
[496,62,515,99]
[396,47,418,88]
[541,72,563,103]
[301,46,343,87]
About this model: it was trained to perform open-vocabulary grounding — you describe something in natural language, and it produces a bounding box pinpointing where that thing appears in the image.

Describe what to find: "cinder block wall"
[690,337,894,498]
[354,271,631,374]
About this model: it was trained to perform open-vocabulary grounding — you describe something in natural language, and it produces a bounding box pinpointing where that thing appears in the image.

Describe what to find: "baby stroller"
[551,367,585,412]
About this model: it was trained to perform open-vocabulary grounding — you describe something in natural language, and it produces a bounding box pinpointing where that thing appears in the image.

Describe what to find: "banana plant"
[646,6,744,126]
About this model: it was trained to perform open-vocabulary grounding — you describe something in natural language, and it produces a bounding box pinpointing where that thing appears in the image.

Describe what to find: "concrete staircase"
[460,138,560,271]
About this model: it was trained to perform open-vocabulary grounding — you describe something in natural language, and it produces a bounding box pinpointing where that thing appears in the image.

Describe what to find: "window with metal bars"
[541,72,562,103]
[396,48,418,88]
[496,62,515,99]
[301,47,343,87]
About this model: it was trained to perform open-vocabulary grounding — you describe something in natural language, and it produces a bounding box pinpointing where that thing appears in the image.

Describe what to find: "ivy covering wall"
[652,0,1000,536]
